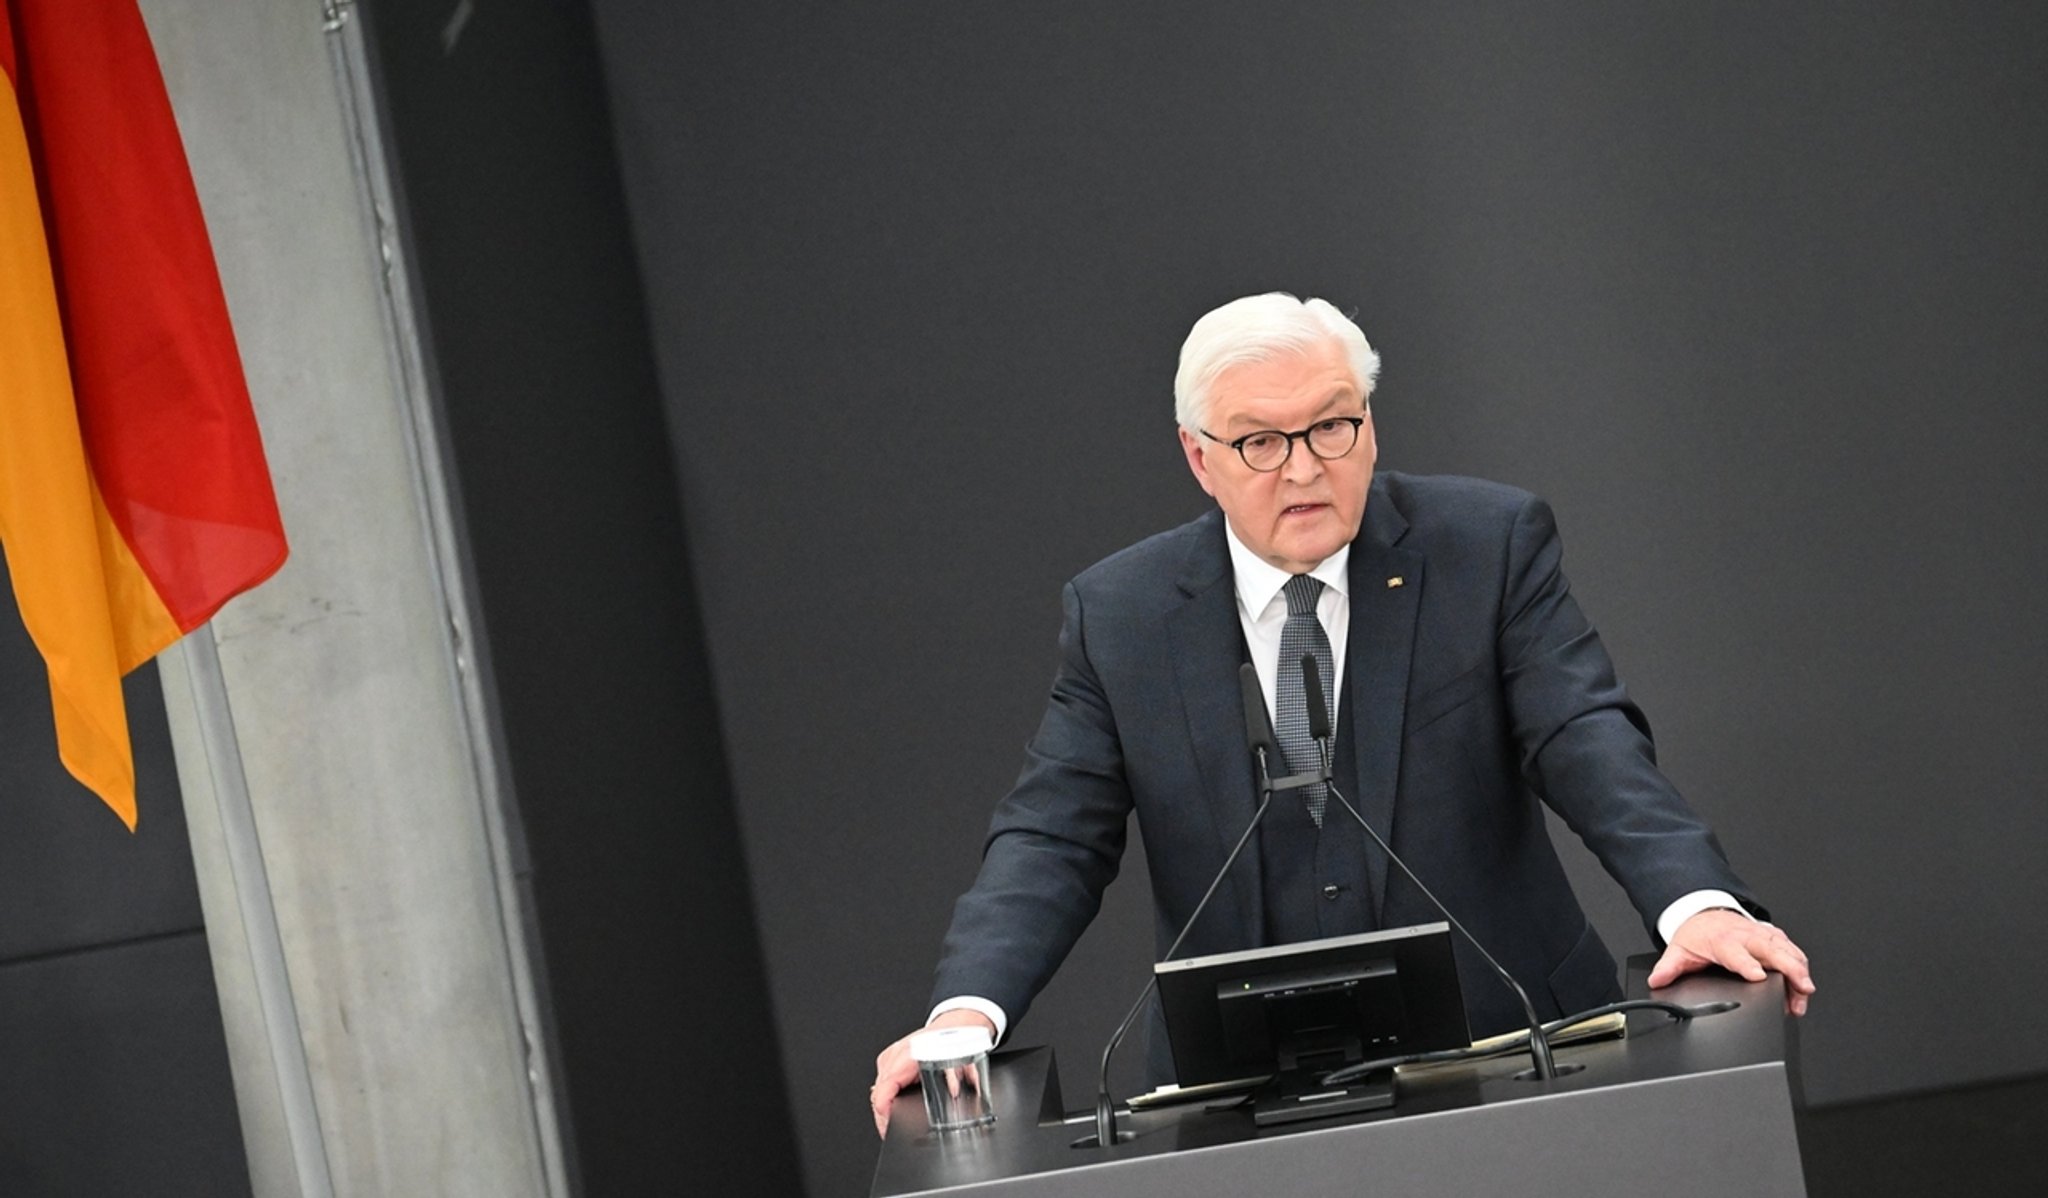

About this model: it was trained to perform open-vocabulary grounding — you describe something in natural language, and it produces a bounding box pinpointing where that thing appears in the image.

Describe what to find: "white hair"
[1173,293,1381,434]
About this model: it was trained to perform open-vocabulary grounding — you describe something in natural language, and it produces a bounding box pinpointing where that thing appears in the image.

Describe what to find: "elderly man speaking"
[870,293,1813,1135]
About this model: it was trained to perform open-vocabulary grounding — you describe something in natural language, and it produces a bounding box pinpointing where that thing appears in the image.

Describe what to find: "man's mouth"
[1281,503,1327,517]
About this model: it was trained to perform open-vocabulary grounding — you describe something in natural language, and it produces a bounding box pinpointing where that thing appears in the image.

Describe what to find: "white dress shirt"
[1223,525,1351,730]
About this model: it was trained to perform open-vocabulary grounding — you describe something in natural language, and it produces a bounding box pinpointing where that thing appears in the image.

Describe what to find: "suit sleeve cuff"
[1657,889,1751,944]
[928,996,1008,1045]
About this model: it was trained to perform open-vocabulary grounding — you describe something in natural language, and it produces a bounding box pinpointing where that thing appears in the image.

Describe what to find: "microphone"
[1242,659,1278,771]
[1085,664,1280,1149]
[1302,653,1332,743]
[1297,654,1571,1084]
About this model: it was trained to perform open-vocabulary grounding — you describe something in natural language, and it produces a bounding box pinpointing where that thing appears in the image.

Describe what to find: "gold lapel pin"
[1386,576,1404,588]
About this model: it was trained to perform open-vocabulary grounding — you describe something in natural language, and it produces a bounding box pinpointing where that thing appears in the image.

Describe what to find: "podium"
[873,960,1805,1197]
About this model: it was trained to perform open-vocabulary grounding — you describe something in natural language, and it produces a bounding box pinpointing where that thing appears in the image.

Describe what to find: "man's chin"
[1270,530,1349,572]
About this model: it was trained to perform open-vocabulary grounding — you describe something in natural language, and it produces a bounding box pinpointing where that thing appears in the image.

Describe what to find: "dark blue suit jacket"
[932,473,1756,1071]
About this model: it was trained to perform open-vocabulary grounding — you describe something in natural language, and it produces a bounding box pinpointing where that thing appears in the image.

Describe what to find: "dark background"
[577,2,2046,1194]
[0,576,250,1196]
[2,3,2041,1196]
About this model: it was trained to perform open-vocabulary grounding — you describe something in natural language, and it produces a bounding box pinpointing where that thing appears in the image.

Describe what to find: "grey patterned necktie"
[1274,574,1337,826]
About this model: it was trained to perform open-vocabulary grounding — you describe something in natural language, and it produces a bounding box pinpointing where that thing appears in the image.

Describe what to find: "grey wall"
[587,3,2048,1194]
[0,576,249,1196]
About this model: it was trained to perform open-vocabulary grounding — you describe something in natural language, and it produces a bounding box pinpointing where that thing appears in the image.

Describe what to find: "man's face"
[1178,339,1376,574]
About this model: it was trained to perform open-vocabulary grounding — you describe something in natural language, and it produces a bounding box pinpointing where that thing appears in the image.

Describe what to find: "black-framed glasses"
[1198,416,1364,472]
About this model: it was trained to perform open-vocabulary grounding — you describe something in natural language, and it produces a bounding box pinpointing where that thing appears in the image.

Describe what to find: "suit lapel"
[1165,513,1264,945]
[1344,481,1423,919]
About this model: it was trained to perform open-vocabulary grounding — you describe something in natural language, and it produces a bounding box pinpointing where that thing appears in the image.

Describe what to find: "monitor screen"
[1155,923,1470,1104]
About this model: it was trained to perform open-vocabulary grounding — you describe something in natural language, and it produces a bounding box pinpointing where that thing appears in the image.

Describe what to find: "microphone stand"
[1300,655,1575,1085]
[1085,664,1284,1149]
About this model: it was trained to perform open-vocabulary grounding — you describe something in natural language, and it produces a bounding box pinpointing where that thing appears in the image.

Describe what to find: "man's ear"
[1179,427,1217,497]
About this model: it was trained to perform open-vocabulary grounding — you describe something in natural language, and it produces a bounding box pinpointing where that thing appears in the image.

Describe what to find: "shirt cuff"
[1657,889,1750,945]
[928,996,1008,1044]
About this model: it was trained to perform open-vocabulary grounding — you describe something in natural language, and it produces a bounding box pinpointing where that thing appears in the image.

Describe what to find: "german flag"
[1,1,287,829]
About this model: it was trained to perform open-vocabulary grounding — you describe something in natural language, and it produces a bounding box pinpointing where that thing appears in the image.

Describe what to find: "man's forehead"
[1206,342,1362,422]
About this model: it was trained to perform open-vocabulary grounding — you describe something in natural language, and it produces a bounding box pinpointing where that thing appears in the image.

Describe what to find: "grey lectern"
[873,961,1805,1197]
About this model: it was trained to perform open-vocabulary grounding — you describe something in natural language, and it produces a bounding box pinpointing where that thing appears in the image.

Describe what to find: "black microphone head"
[1301,654,1331,740]
[1239,662,1277,758]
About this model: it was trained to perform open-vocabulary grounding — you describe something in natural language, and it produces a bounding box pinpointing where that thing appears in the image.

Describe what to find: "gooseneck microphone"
[1085,663,1282,1149]
[1242,659,1279,769]
[1304,653,1333,742]
[1297,654,1569,1084]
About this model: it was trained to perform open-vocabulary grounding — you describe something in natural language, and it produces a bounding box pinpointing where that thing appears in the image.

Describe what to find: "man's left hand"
[1647,909,1815,1016]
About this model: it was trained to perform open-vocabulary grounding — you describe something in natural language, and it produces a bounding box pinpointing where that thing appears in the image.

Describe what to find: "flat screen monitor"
[1155,923,1470,1125]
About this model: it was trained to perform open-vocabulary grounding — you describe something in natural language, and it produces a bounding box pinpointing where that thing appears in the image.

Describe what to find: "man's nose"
[1280,438,1324,485]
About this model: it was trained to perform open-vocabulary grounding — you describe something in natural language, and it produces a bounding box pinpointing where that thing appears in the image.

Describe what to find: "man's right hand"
[871,1009,999,1138]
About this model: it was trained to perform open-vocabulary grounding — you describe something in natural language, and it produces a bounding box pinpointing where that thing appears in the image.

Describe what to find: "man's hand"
[1647,908,1815,1016]
[871,1009,998,1138]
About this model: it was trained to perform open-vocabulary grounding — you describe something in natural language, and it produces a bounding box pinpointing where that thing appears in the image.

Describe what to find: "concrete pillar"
[140,2,563,1194]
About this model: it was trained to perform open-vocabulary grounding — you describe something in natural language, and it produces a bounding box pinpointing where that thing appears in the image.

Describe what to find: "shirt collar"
[1223,521,1351,619]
